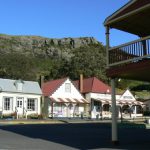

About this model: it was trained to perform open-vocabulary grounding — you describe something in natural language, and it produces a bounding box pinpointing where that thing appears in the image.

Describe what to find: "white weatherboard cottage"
[42,78,89,118]
[0,78,42,118]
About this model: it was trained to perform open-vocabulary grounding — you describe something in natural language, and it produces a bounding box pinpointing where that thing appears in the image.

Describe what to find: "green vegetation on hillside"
[0,42,107,82]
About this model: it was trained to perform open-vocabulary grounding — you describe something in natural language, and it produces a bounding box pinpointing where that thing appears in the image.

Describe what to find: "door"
[16,97,24,115]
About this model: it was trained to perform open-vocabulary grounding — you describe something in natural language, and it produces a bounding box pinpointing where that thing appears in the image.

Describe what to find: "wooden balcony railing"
[108,36,150,67]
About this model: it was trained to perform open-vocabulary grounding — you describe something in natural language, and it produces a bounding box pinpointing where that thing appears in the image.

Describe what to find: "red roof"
[73,77,111,94]
[42,78,67,96]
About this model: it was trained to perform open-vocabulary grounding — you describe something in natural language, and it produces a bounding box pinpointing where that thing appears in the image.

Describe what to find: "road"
[0,123,150,150]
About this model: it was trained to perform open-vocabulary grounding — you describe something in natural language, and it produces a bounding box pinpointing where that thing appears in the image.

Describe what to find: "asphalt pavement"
[0,122,150,150]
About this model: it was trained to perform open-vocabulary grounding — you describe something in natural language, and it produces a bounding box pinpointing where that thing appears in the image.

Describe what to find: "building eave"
[104,0,136,26]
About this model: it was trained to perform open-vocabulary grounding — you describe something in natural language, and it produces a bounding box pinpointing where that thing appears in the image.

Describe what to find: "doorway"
[16,97,24,115]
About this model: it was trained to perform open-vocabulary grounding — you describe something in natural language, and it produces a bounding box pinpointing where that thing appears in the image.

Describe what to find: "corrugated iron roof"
[42,78,67,96]
[0,78,42,95]
[73,77,111,94]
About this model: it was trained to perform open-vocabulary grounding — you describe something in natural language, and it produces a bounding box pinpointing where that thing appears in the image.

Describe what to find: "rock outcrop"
[0,34,99,58]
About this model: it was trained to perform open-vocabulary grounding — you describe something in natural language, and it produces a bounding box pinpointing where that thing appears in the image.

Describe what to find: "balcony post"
[105,26,110,67]
[142,40,147,55]
[111,78,119,144]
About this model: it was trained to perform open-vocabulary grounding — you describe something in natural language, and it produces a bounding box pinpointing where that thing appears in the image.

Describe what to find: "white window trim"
[27,98,38,111]
[3,97,13,111]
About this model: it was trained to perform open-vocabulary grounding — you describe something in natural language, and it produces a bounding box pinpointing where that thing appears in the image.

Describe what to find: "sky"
[0,0,138,46]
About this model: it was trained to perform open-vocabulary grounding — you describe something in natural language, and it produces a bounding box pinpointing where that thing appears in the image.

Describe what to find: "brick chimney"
[80,74,83,93]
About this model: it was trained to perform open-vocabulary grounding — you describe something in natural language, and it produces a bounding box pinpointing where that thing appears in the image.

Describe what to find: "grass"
[118,121,146,129]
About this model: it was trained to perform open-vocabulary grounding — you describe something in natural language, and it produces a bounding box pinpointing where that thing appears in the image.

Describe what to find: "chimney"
[40,75,44,87]
[40,75,45,116]
[80,74,83,93]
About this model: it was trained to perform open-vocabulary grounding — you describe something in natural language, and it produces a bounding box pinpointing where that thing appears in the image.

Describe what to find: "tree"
[0,54,37,80]
[68,43,107,81]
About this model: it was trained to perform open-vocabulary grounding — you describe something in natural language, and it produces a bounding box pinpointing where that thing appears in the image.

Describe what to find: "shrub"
[143,111,150,116]
[38,114,44,119]
[2,113,13,119]
[27,113,39,119]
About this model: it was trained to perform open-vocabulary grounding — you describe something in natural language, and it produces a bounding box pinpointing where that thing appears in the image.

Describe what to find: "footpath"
[0,119,65,125]
[0,118,111,125]
[0,117,150,126]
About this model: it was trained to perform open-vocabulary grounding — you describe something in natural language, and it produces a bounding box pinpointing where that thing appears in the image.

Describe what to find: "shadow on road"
[0,123,150,150]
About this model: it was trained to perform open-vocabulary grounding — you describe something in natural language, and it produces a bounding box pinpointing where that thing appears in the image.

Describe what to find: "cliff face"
[0,34,99,58]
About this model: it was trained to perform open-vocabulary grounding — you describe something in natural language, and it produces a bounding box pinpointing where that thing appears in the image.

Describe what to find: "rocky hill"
[0,33,107,82]
[0,34,99,59]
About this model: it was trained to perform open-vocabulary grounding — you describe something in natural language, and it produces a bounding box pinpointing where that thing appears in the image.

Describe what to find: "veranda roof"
[50,97,89,104]
[93,98,143,105]
[118,100,143,105]
[93,98,111,104]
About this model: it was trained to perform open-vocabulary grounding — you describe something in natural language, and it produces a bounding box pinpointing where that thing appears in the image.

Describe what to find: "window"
[65,83,71,93]
[3,97,13,111]
[74,104,79,114]
[27,98,37,111]
[103,104,110,111]
[53,103,62,112]
[94,101,101,111]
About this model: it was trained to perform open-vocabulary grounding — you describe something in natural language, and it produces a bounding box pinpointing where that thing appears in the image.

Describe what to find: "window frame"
[27,98,37,111]
[3,97,13,111]
[65,83,71,93]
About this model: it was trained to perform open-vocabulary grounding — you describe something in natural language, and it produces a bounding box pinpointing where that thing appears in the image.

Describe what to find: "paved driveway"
[0,123,150,150]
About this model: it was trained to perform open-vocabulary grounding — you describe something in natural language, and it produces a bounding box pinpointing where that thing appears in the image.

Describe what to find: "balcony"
[108,36,150,67]
[104,0,150,82]
[106,36,150,81]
